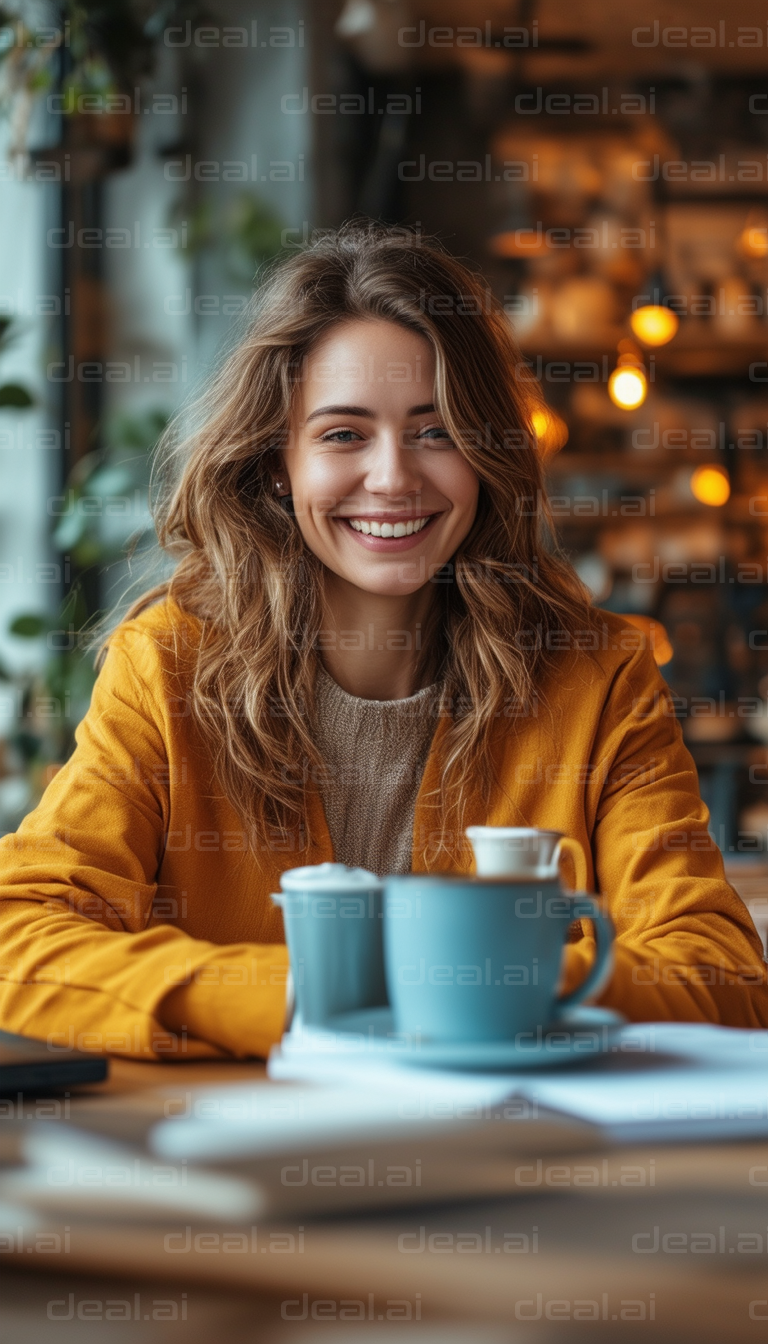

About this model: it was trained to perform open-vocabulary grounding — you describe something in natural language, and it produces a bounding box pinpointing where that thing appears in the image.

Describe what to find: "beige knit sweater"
[313,662,443,876]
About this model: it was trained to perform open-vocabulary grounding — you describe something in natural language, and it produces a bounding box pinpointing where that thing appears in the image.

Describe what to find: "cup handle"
[553,836,588,892]
[270,892,284,908]
[554,894,614,1014]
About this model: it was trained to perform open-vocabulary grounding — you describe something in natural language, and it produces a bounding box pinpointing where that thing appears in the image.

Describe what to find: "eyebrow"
[305,402,436,423]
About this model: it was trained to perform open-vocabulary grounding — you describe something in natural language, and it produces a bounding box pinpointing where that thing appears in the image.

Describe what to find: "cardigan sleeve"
[563,640,768,1026]
[0,638,288,1060]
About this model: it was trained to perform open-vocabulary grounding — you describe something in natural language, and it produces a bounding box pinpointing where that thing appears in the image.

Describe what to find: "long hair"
[121,222,591,863]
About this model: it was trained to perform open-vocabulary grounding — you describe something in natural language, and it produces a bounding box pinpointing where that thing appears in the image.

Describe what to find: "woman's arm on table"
[0,636,288,1059]
[565,639,768,1026]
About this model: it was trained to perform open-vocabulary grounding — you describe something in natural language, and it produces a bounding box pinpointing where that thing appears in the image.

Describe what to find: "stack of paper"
[3,1023,768,1228]
[0,1078,597,1223]
[269,1021,768,1144]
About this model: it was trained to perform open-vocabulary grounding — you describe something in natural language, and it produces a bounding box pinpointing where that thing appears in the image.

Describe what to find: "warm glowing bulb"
[740,225,768,258]
[608,365,647,410]
[629,305,679,346]
[690,465,731,507]
[531,405,569,457]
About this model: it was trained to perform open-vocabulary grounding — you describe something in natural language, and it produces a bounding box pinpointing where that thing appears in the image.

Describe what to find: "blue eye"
[419,426,452,443]
[321,429,361,443]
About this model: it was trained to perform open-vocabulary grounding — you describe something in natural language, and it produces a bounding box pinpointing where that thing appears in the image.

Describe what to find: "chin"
[350,576,426,598]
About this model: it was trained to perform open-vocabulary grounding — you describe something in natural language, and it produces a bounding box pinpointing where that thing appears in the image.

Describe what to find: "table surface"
[76,1055,270,1098]
[5,1055,768,1342]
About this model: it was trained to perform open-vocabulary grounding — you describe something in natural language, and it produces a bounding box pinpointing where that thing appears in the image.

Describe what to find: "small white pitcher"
[465,826,588,891]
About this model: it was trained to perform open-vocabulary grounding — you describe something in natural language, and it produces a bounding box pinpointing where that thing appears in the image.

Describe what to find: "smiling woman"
[138,223,587,866]
[282,320,481,698]
[0,222,766,1061]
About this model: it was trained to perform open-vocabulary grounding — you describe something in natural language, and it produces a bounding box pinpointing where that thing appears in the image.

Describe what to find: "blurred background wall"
[3,0,768,922]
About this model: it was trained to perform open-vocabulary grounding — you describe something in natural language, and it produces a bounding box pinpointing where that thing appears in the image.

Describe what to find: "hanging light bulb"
[608,342,647,411]
[608,362,647,410]
[739,227,768,258]
[531,404,569,458]
[690,465,731,507]
[629,304,679,346]
[738,212,768,259]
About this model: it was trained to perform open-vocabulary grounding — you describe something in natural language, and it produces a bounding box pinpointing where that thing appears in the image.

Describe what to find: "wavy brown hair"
[122,222,592,865]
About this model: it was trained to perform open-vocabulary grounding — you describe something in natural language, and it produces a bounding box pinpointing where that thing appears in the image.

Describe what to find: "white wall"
[100,0,312,609]
[104,0,311,411]
[0,0,312,715]
[0,122,58,679]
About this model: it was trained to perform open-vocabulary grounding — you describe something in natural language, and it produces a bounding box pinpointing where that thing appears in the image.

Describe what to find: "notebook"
[0,1029,108,1092]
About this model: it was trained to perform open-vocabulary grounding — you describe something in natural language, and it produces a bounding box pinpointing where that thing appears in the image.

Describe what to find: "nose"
[362,427,423,500]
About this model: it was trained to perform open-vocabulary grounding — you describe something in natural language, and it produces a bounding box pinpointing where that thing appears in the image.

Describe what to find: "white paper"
[526,1068,768,1142]
[150,1075,525,1163]
[0,1128,262,1222]
[265,1021,768,1145]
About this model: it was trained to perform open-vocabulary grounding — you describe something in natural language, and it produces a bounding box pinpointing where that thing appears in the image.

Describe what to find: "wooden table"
[4,1057,768,1342]
[724,858,768,958]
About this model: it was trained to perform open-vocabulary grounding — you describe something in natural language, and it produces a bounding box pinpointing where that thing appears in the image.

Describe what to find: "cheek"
[439,459,480,514]
[296,459,354,514]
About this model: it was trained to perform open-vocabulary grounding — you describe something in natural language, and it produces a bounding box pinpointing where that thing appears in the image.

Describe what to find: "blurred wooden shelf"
[723,861,768,955]
[548,453,668,480]
[520,331,768,378]
[548,453,756,476]
[687,743,768,768]
[552,505,767,528]
[658,334,768,379]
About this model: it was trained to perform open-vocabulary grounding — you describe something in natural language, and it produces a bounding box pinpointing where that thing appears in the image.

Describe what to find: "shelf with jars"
[486,107,768,856]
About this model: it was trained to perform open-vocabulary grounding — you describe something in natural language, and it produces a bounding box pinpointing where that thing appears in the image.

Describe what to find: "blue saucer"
[320,1004,625,1071]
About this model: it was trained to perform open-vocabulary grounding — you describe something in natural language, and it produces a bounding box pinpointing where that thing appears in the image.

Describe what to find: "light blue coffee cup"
[271,863,387,1027]
[383,875,613,1043]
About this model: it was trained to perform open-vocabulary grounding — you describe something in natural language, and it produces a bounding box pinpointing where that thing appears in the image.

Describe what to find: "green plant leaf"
[72,537,105,568]
[28,67,54,93]
[9,613,55,639]
[109,407,168,451]
[225,192,285,281]
[10,729,43,765]
[0,383,32,408]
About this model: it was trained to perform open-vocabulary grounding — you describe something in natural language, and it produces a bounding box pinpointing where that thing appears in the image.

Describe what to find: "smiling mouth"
[335,514,438,539]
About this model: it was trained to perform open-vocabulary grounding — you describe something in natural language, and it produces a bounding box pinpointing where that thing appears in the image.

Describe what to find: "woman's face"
[283,319,480,597]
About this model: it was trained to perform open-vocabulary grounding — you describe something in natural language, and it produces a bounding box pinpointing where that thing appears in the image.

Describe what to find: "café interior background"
[2,0,768,868]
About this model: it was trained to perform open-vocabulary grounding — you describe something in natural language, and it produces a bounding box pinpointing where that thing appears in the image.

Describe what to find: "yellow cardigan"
[0,597,766,1060]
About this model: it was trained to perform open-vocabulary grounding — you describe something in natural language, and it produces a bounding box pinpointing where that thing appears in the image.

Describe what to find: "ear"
[265,445,291,493]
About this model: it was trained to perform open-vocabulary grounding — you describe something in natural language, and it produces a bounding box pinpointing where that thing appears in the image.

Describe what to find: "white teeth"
[346,515,433,537]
